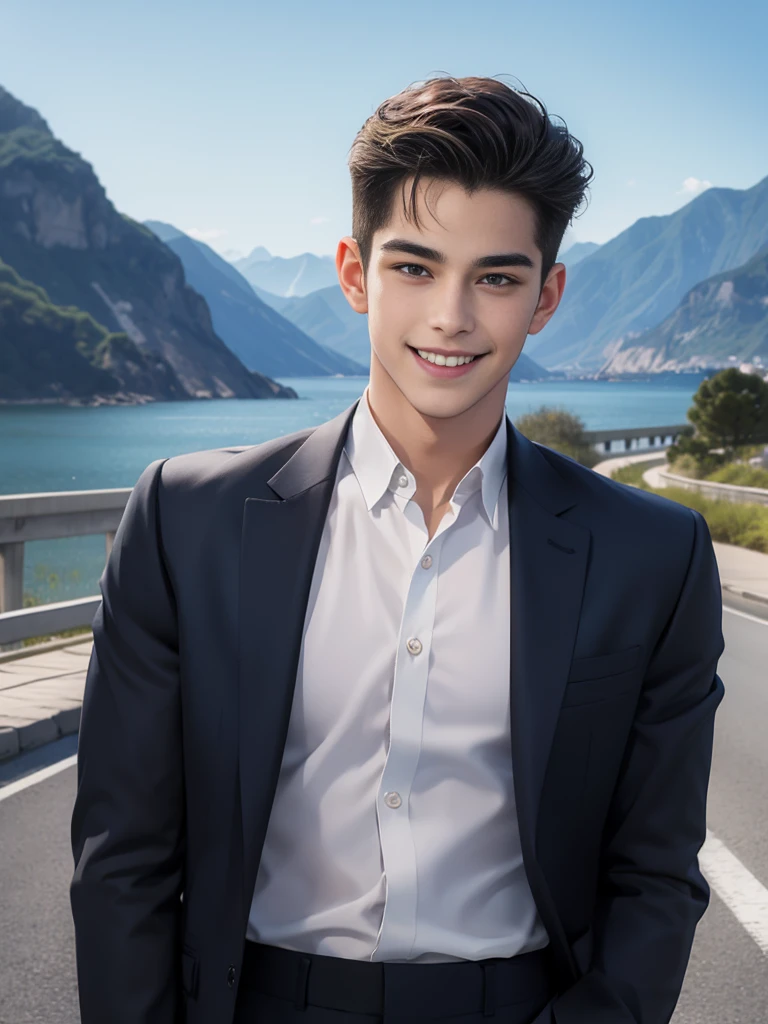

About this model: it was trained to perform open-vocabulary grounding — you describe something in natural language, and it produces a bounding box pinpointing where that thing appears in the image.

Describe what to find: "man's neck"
[365,373,505,508]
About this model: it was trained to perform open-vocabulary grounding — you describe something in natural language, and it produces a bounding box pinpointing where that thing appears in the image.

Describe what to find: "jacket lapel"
[237,397,588,977]
[504,419,590,981]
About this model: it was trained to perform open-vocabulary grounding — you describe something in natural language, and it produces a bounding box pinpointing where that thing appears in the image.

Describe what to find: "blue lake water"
[0,373,709,606]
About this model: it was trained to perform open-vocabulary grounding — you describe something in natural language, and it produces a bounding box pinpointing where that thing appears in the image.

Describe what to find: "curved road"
[0,592,766,1023]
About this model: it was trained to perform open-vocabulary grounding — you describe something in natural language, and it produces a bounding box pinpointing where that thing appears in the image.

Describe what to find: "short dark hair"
[347,74,594,291]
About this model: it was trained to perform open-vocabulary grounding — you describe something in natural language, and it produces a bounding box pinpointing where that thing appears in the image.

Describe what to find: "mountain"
[526,174,768,372]
[507,348,558,382]
[0,258,189,403]
[220,247,247,261]
[144,221,368,377]
[0,85,296,403]
[233,247,338,296]
[252,283,371,367]
[558,241,600,267]
[252,283,556,381]
[598,244,768,374]
[238,245,270,263]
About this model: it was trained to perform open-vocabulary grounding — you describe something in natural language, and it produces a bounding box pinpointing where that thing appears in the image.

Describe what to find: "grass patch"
[611,462,768,554]
[705,463,768,489]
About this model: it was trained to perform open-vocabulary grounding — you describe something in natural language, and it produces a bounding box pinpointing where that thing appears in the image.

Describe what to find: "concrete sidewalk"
[0,638,91,761]
[2,447,767,765]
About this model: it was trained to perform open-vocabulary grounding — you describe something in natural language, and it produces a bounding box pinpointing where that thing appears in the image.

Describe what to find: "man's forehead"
[375,185,538,266]
[386,177,536,234]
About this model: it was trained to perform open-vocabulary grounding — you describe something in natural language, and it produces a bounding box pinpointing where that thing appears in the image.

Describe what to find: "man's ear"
[336,236,368,314]
[527,262,566,336]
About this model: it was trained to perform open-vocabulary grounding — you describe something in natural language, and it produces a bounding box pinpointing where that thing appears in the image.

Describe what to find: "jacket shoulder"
[532,441,694,532]
[154,424,317,501]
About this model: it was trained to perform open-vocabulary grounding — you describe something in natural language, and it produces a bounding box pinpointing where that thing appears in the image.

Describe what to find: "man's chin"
[396,383,490,422]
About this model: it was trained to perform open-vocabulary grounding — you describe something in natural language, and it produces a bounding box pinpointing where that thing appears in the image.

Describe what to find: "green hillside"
[0,258,184,401]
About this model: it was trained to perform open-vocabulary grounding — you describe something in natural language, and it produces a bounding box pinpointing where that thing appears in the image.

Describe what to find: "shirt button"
[227,965,236,987]
[420,554,432,569]
[406,637,422,655]
[398,474,408,487]
[384,791,402,808]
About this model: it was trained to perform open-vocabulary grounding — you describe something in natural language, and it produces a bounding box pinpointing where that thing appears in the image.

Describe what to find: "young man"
[70,75,726,1024]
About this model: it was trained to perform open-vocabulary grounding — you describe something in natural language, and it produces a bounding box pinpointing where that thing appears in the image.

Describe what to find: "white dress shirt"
[246,385,550,962]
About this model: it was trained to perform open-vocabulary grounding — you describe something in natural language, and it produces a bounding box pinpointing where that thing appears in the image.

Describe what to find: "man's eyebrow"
[378,238,535,270]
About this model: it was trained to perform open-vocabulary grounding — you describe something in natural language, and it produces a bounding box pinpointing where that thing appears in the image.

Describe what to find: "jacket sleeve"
[534,507,727,1024]
[70,457,185,1023]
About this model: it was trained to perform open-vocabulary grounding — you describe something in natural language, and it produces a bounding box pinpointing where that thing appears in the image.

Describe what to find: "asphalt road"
[0,592,766,1024]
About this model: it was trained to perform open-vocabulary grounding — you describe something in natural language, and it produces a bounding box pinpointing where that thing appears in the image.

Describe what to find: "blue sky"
[3,0,767,261]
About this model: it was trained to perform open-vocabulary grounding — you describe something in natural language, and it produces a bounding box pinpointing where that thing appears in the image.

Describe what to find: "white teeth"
[415,349,478,366]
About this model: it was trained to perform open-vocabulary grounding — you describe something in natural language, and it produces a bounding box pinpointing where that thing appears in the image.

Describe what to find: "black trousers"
[233,939,557,1024]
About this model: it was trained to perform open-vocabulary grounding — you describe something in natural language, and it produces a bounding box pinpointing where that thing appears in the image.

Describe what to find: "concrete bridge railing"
[655,468,768,506]
[0,487,129,650]
[580,424,690,455]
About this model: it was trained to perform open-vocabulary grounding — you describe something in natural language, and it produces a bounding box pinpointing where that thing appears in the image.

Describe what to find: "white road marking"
[701,830,768,955]
[0,753,77,802]
[722,604,768,626]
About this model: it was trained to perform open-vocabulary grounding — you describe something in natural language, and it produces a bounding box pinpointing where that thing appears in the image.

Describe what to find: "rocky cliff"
[598,245,768,375]
[0,85,296,403]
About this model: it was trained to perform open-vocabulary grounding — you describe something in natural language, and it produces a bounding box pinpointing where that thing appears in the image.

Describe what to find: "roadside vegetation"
[610,460,768,554]
[518,368,768,555]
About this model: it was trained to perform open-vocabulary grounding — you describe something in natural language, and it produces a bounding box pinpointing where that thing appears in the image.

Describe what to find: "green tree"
[689,368,768,452]
[665,426,729,475]
[513,405,602,468]
[667,369,768,473]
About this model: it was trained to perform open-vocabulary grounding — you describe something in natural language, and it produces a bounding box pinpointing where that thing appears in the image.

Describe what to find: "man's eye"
[483,274,517,288]
[392,264,516,288]
[394,263,428,278]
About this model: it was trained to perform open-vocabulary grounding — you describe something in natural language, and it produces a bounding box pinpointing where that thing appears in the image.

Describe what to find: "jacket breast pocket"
[561,644,642,708]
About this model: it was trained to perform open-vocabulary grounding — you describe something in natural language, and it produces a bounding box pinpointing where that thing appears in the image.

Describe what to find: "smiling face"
[337,174,566,431]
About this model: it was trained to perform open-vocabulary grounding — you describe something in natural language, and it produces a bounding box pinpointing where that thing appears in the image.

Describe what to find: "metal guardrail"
[0,421,712,650]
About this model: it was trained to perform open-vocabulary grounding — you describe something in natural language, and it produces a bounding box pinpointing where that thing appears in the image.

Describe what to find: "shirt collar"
[343,385,508,530]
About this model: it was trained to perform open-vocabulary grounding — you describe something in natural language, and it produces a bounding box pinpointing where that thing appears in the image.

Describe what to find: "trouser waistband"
[240,939,556,1018]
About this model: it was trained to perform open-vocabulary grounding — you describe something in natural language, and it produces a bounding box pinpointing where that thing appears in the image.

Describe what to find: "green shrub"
[706,463,768,489]
[667,454,701,479]
[513,406,602,469]
[610,465,768,554]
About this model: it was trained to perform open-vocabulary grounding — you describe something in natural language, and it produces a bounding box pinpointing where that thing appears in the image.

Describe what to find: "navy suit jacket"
[70,397,726,1023]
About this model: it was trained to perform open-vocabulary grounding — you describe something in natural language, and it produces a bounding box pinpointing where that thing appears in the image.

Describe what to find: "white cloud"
[185,227,228,242]
[626,178,637,187]
[676,177,713,196]
[310,216,330,225]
